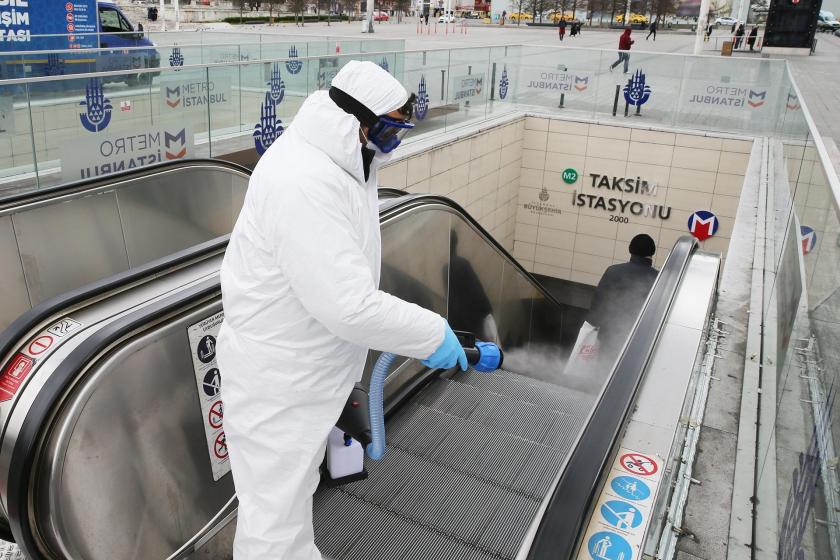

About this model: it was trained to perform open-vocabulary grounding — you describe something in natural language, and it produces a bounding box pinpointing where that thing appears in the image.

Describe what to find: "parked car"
[373,11,389,21]
[817,10,840,31]
[545,10,575,22]
[715,16,738,26]
[508,12,533,22]
[439,13,456,22]
[615,13,649,24]
[462,11,482,19]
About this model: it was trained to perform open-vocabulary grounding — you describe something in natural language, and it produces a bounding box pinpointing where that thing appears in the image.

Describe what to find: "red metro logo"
[687,210,720,241]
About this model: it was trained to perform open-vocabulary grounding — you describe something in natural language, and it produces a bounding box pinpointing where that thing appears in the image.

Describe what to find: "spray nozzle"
[454,331,503,372]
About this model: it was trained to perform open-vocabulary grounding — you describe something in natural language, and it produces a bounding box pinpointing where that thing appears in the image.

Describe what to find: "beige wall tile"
[515,223,539,243]
[502,120,524,146]
[575,234,617,258]
[521,168,545,188]
[535,245,574,268]
[572,252,613,277]
[500,161,520,185]
[408,178,430,193]
[701,235,731,254]
[547,132,588,155]
[586,137,630,160]
[718,151,750,175]
[430,146,452,176]
[500,141,521,166]
[712,194,740,218]
[630,129,675,146]
[379,160,407,189]
[516,203,540,226]
[615,222,660,243]
[407,152,431,183]
[513,240,536,261]
[625,162,670,192]
[577,214,618,239]
[451,162,470,189]
[666,188,714,211]
[584,156,628,181]
[486,128,504,152]
[714,173,744,197]
[538,210,579,232]
[545,153,586,174]
[450,186,468,206]
[430,170,452,195]
[470,134,489,159]
[523,129,548,151]
[537,227,575,250]
[658,227,686,249]
[589,124,632,140]
[451,139,471,166]
[549,119,589,135]
[669,167,716,193]
[660,208,694,232]
[671,147,720,172]
[526,116,549,131]
[522,148,546,170]
[675,134,723,150]
[533,262,571,280]
[721,138,753,153]
[628,141,674,166]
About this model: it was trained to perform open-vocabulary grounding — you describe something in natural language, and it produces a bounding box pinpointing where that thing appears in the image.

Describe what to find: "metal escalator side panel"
[524,236,700,560]
[6,279,224,560]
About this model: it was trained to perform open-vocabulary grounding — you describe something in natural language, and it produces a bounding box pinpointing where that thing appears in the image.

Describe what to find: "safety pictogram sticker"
[619,452,658,476]
[27,335,54,356]
[47,318,83,338]
[0,354,35,402]
[208,400,224,429]
[214,432,228,459]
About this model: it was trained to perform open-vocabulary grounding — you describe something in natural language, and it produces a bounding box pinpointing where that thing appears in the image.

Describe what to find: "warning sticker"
[575,447,664,560]
[188,311,230,481]
[0,354,35,402]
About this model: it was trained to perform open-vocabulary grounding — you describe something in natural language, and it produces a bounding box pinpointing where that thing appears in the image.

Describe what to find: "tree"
[289,0,307,24]
[527,0,550,21]
[392,0,410,21]
[266,0,283,22]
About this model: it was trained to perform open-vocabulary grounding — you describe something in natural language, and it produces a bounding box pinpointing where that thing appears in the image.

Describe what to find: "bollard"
[612,84,620,116]
[635,104,641,116]
[624,102,629,117]
[440,69,446,100]
[434,22,437,34]
[490,62,496,100]
[559,93,565,108]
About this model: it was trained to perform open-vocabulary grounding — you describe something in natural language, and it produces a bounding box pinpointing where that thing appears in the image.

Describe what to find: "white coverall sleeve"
[272,180,445,360]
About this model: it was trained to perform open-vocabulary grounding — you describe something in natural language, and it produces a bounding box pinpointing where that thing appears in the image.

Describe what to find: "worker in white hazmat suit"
[217,60,468,559]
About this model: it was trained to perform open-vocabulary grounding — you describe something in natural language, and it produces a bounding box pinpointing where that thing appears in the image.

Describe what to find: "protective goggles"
[330,87,417,153]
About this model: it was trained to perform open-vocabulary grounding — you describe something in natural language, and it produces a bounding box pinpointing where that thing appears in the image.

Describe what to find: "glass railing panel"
[0,81,38,195]
[444,47,492,130]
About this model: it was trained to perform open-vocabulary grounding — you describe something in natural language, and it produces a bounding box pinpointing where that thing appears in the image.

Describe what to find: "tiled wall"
[513,117,754,285]
[378,119,525,253]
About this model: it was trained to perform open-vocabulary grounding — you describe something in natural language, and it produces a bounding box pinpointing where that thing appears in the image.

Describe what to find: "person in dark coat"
[586,234,659,363]
[609,27,634,73]
[646,17,658,40]
[747,26,758,50]
[558,17,567,40]
[734,23,745,49]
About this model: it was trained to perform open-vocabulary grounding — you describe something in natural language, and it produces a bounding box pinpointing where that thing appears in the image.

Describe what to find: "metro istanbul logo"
[623,69,651,107]
[800,225,816,254]
[165,85,181,108]
[169,46,184,69]
[164,129,188,160]
[415,75,429,120]
[786,93,800,111]
[687,210,719,241]
[285,46,303,74]
[253,92,284,155]
[574,76,588,92]
[79,78,112,132]
[499,66,509,100]
[267,63,286,104]
[747,90,766,108]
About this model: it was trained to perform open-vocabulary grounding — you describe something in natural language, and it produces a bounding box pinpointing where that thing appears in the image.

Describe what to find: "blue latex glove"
[422,323,468,371]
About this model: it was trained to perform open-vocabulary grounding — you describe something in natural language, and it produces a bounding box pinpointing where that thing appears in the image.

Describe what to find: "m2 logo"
[79,78,112,133]
[285,46,303,74]
[574,75,588,92]
[747,89,766,108]
[165,86,181,108]
[164,129,188,160]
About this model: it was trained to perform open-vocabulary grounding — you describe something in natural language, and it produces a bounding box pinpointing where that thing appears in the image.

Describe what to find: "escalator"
[0,186,717,559]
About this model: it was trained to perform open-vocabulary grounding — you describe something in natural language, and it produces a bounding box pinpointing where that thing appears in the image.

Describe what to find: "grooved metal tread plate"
[0,541,22,559]
[314,369,594,560]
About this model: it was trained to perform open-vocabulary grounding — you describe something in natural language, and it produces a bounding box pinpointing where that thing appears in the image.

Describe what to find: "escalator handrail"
[0,159,251,212]
[525,235,700,560]
[7,278,224,559]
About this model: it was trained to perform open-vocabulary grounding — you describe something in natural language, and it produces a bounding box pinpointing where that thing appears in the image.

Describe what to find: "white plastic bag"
[564,321,599,374]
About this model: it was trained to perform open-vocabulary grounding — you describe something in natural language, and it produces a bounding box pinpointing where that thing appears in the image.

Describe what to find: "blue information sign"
[610,476,651,501]
[600,500,644,530]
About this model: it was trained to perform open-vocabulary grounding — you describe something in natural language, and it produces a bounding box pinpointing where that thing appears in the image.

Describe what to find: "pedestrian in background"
[609,26,634,73]
[734,23,745,49]
[500,10,506,25]
[731,20,737,33]
[748,25,758,50]
[646,17,658,40]
[705,22,713,41]
[558,17,567,41]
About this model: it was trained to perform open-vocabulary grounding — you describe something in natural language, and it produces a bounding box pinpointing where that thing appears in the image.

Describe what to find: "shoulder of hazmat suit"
[217,60,445,560]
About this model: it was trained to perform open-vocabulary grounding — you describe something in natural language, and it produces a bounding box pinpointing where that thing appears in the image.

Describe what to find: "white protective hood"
[216,60,444,559]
